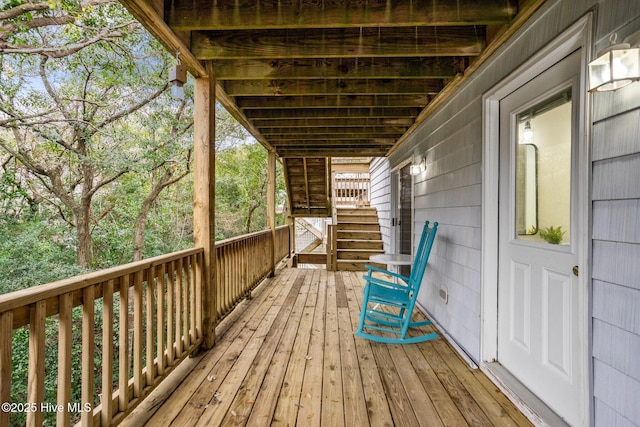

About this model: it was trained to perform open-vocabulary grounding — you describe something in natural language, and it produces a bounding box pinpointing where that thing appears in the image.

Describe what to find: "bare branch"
[0,0,114,22]
[39,56,73,121]
[0,16,75,41]
[0,108,57,126]
[0,135,47,177]
[87,168,129,198]
[2,29,126,57]
[0,1,52,22]
[93,83,169,131]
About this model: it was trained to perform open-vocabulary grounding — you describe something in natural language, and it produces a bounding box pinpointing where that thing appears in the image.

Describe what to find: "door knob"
[572,265,579,277]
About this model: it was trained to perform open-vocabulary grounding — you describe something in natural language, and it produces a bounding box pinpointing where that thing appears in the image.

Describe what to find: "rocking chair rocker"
[355,221,438,344]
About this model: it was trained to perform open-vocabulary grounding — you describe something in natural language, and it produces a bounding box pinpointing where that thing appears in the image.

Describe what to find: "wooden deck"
[123,268,531,427]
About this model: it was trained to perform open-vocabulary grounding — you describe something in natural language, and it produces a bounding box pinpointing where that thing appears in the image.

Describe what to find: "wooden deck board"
[297,269,327,426]
[125,269,533,427]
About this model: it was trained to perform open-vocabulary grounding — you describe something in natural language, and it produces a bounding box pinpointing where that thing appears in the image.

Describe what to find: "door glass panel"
[399,164,412,276]
[515,90,572,244]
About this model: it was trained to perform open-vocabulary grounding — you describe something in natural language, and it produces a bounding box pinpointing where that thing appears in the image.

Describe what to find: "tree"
[215,141,286,239]
[0,0,193,268]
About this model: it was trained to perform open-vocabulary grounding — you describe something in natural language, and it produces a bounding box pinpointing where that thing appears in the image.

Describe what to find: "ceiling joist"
[119,0,531,158]
[166,0,517,30]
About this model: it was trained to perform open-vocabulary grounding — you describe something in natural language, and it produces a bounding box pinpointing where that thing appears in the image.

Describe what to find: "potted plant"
[539,225,565,244]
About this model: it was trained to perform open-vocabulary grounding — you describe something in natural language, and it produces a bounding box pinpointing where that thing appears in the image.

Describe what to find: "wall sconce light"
[410,157,426,176]
[520,120,533,144]
[169,51,187,100]
[588,32,640,92]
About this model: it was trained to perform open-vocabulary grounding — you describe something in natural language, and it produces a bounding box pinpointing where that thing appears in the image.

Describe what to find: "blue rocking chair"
[355,221,438,344]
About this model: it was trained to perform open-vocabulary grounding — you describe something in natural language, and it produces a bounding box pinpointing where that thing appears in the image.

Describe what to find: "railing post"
[0,312,12,427]
[194,63,216,349]
[27,300,46,426]
[267,150,276,277]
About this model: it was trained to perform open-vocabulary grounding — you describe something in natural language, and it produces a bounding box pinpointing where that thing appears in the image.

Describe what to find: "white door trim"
[390,157,414,254]
[481,13,592,425]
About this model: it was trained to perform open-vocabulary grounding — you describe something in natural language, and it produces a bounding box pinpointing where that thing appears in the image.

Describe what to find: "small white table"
[369,253,412,282]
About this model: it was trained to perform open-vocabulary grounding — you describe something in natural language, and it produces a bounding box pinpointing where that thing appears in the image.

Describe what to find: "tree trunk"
[132,190,159,262]
[245,203,260,234]
[74,204,93,269]
[133,170,189,261]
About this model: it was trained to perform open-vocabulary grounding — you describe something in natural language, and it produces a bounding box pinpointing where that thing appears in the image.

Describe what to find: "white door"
[497,50,585,426]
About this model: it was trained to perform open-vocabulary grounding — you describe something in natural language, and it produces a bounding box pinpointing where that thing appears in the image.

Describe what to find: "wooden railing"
[275,224,293,262]
[0,225,292,426]
[332,172,370,206]
[214,225,291,321]
[0,248,203,427]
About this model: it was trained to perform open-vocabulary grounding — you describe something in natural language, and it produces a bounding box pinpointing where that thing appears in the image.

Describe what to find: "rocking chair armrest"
[363,275,411,291]
[364,264,410,282]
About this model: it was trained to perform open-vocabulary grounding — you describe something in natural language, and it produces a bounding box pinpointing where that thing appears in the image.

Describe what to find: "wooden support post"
[267,150,276,277]
[286,215,295,267]
[194,64,216,349]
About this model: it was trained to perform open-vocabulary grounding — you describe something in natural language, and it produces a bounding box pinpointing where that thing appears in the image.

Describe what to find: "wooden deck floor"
[124,268,531,427]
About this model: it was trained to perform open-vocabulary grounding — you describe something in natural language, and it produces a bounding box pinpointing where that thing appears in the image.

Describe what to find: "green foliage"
[215,142,286,239]
[0,217,83,293]
[539,225,566,244]
[0,2,288,422]
[0,0,196,268]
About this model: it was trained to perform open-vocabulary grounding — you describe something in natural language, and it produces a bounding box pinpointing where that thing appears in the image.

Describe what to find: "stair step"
[336,222,379,231]
[336,230,382,240]
[336,239,383,249]
[337,214,379,223]
[337,249,384,260]
[336,207,376,215]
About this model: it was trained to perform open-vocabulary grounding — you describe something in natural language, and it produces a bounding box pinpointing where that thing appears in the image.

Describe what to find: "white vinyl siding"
[366,0,640,424]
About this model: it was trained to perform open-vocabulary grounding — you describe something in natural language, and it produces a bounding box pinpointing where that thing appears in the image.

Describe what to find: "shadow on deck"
[123,269,531,427]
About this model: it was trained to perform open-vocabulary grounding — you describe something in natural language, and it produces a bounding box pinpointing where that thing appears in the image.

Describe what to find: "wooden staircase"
[283,157,331,217]
[335,207,384,271]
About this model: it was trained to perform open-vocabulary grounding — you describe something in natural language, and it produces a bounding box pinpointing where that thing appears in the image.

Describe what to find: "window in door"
[515,90,572,245]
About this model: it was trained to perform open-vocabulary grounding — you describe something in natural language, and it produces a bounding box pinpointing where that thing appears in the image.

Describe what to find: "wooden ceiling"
[120,0,536,158]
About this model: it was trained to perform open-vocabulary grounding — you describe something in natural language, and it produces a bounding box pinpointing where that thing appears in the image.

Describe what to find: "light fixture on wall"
[588,31,640,92]
[410,157,426,176]
[521,120,533,144]
[169,51,187,100]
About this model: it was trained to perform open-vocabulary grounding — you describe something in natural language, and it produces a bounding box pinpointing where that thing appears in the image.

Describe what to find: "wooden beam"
[211,57,464,80]
[244,107,421,120]
[223,79,444,97]
[271,137,396,144]
[267,151,276,277]
[237,94,429,109]
[326,157,332,214]
[302,158,311,210]
[331,162,371,174]
[251,117,415,128]
[214,83,274,151]
[296,253,328,265]
[193,64,216,350]
[277,147,389,157]
[167,0,517,30]
[118,0,205,77]
[259,126,406,136]
[192,26,486,60]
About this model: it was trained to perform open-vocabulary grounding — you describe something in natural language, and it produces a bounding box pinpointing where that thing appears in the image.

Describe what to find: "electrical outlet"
[439,287,448,304]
